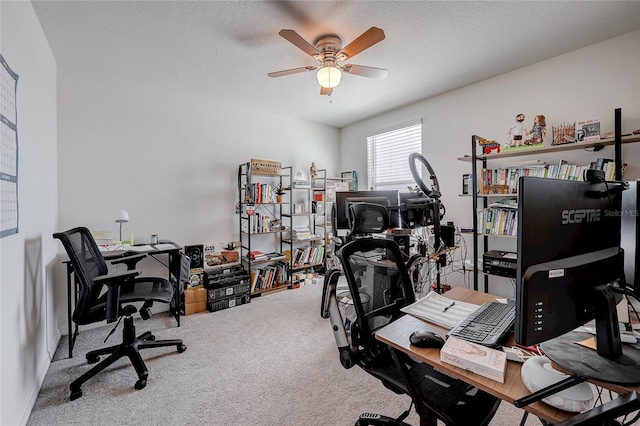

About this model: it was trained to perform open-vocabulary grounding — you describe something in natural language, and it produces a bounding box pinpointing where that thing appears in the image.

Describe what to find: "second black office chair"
[54,227,187,400]
[322,203,500,426]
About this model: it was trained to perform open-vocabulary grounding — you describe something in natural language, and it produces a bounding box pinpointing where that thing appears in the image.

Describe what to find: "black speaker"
[440,223,455,248]
[386,234,410,260]
[394,235,411,256]
[184,245,203,269]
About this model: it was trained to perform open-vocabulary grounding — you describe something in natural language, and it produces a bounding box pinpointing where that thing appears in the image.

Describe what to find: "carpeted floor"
[28,282,545,425]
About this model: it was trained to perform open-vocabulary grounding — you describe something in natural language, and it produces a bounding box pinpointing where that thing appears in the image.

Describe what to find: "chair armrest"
[95,270,141,322]
[555,391,639,426]
[109,253,147,270]
[321,268,341,319]
[321,269,357,369]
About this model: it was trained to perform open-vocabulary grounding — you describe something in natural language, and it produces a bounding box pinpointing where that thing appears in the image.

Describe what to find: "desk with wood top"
[375,287,640,424]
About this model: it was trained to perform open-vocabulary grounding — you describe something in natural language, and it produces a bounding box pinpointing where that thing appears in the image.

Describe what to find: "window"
[367,119,422,191]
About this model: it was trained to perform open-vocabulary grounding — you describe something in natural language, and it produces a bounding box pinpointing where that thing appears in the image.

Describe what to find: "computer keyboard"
[447,301,515,347]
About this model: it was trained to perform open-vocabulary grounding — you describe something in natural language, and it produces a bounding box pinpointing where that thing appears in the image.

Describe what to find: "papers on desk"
[154,243,177,250]
[99,244,130,252]
[401,291,480,329]
[126,245,156,252]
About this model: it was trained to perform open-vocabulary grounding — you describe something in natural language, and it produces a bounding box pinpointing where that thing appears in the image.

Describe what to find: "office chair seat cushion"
[122,277,174,302]
[88,277,174,321]
[408,361,501,426]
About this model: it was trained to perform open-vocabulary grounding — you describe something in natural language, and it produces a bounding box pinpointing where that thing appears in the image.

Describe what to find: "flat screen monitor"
[621,180,640,298]
[515,176,626,358]
[398,192,433,228]
[334,190,399,231]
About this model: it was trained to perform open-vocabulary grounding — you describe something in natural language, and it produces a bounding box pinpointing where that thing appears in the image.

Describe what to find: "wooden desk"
[376,287,573,424]
[64,242,183,358]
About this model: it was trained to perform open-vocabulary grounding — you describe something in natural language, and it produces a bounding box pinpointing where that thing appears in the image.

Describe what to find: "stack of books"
[247,250,267,261]
[291,225,311,240]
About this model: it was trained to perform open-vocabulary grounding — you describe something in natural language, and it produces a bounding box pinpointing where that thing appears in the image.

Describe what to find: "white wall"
[340,30,640,297]
[0,2,58,425]
[55,69,340,327]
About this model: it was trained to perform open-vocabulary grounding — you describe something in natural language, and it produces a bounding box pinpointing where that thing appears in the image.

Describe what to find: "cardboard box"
[184,287,207,315]
[203,241,241,271]
[440,336,507,383]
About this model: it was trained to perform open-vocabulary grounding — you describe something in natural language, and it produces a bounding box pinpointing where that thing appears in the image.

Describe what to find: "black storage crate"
[207,282,250,302]
[207,294,251,313]
[203,268,250,290]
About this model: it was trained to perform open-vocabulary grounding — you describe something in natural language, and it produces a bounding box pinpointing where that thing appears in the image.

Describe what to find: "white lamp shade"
[316,66,342,88]
[116,209,129,223]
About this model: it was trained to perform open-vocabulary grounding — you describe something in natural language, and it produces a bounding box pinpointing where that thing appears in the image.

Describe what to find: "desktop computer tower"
[621,180,639,296]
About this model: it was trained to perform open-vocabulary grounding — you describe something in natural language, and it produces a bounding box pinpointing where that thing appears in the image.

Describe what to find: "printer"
[482,250,517,278]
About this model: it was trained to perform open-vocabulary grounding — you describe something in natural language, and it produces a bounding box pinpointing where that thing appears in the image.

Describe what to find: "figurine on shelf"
[477,138,500,155]
[310,162,318,184]
[525,115,547,145]
[505,113,528,148]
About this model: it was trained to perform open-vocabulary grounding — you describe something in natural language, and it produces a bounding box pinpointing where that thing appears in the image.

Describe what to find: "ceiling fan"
[268,27,388,96]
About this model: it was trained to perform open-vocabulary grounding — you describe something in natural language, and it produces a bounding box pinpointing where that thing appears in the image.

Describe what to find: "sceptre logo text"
[561,209,601,224]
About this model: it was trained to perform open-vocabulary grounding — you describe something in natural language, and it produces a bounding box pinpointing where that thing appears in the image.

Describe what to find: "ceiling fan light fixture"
[316,65,342,88]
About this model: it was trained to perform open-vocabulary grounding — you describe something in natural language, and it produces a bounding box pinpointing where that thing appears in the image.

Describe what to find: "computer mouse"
[409,330,445,348]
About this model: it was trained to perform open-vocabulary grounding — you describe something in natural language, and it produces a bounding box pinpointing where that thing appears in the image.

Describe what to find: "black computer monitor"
[334,190,399,230]
[398,192,436,228]
[621,180,640,298]
[515,176,626,359]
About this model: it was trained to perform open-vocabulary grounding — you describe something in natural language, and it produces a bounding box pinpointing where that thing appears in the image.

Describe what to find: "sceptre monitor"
[515,176,626,358]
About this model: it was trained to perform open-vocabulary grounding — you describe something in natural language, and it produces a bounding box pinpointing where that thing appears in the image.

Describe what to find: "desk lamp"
[115,210,129,243]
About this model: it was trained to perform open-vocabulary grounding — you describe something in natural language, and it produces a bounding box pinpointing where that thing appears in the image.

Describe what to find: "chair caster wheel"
[147,335,156,341]
[87,355,100,364]
[70,388,82,400]
[135,379,147,390]
[177,344,187,353]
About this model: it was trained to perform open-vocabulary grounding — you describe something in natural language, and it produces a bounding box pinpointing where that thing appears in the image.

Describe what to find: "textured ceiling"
[32,1,640,128]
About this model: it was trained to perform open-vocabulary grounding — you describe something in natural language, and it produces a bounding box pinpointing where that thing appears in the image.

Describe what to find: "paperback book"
[440,336,507,383]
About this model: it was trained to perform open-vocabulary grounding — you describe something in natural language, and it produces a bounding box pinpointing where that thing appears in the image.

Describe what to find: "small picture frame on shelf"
[462,174,470,195]
[312,201,324,214]
[294,203,304,214]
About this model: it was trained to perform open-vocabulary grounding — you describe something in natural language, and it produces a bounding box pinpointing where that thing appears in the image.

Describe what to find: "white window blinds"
[367,119,422,191]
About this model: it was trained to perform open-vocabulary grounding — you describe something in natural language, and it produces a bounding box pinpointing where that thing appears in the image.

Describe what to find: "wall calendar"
[1,54,19,238]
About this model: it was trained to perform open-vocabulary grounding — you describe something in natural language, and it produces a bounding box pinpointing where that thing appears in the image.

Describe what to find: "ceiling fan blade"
[320,87,333,96]
[337,27,385,60]
[279,29,322,59]
[268,66,317,78]
[341,64,388,79]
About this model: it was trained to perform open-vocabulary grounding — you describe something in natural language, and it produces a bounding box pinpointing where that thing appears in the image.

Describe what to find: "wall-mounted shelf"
[460,108,635,293]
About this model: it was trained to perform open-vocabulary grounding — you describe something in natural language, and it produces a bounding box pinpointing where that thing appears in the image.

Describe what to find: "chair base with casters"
[356,411,412,426]
[70,305,186,400]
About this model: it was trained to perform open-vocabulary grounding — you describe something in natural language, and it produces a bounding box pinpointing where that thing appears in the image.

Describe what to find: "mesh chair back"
[339,237,415,351]
[54,227,109,324]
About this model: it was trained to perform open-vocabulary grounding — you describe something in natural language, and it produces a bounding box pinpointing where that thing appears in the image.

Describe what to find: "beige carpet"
[29,282,550,425]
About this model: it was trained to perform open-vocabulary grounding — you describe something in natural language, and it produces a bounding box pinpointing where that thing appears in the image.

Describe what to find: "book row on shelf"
[245,212,281,234]
[245,183,277,204]
[249,261,289,293]
[291,245,325,268]
[479,157,627,195]
[480,207,518,236]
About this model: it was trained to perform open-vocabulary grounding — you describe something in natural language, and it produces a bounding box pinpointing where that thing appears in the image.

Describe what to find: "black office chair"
[554,391,639,426]
[54,227,187,400]
[322,203,500,426]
